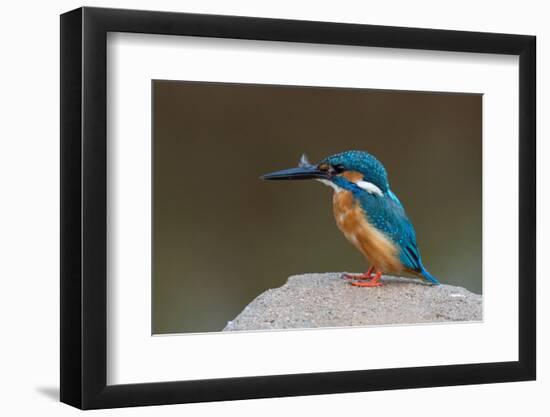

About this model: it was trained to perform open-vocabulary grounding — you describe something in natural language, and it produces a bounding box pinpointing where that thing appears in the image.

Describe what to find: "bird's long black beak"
[261,165,328,181]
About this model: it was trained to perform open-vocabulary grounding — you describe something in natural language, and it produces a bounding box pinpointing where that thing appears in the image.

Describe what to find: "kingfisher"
[261,150,440,287]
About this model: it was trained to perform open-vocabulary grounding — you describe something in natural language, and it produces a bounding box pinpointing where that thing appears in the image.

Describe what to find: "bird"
[261,150,440,287]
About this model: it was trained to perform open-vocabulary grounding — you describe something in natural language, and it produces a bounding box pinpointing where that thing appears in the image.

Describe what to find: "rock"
[223,273,482,331]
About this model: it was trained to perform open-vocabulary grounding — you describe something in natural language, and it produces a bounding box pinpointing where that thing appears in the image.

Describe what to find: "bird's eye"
[332,164,345,174]
[319,163,344,175]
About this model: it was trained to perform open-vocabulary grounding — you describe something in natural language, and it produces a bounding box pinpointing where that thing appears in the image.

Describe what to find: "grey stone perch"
[223,273,482,331]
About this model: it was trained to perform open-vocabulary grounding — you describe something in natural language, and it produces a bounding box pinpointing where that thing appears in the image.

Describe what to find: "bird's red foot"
[350,271,383,287]
[342,266,375,280]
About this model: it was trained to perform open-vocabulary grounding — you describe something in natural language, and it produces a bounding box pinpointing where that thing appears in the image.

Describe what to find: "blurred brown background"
[153,80,482,334]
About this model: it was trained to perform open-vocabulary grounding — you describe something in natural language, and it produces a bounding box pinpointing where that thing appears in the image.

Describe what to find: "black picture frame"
[60,6,536,410]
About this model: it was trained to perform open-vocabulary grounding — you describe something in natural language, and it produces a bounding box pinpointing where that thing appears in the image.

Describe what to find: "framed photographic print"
[60,6,536,409]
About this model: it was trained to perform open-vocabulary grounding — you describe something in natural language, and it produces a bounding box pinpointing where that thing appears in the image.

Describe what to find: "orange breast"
[332,190,402,274]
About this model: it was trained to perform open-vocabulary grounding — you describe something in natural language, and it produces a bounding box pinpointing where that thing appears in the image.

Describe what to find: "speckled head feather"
[321,150,390,193]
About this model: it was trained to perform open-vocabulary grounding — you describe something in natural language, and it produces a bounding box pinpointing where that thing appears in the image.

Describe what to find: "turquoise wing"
[353,188,423,272]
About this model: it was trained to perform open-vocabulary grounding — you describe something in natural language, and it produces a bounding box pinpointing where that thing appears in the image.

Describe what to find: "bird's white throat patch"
[317,179,344,192]
[317,178,383,196]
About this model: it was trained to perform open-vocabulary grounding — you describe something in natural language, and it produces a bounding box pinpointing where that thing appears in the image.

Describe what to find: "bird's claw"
[342,273,359,280]
[342,267,375,281]
[348,270,383,287]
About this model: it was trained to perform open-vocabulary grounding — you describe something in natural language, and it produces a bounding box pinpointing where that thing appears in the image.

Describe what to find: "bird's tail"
[420,266,441,285]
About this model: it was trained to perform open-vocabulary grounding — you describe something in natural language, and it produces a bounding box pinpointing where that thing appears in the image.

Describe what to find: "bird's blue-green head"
[261,150,390,195]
